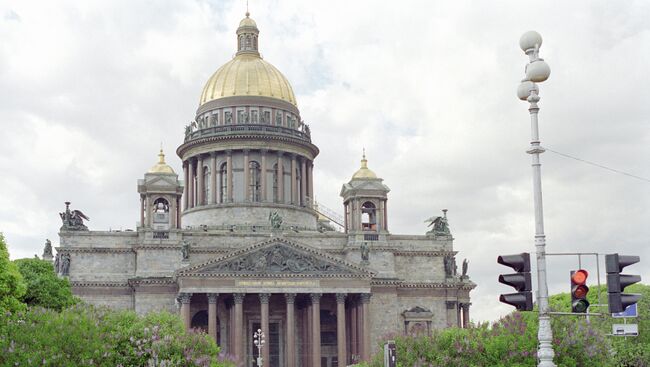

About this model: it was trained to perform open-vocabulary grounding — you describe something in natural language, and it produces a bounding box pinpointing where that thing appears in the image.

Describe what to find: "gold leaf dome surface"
[148,149,175,174]
[352,154,377,180]
[199,54,297,107]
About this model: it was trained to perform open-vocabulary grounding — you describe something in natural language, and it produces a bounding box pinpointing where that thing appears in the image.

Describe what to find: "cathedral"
[55,12,474,367]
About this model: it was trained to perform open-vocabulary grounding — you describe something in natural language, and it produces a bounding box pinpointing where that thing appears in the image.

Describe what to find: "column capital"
[233,293,245,304]
[445,300,457,309]
[360,293,372,304]
[277,151,283,157]
[336,293,347,304]
[210,151,217,158]
[243,148,250,154]
[226,149,233,156]
[178,292,192,304]
[310,293,322,303]
[208,293,219,304]
[290,153,297,159]
[260,148,269,154]
[284,293,297,304]
[259,293,271,304]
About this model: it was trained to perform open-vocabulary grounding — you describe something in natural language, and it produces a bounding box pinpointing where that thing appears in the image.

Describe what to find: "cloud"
[1,0,648,322]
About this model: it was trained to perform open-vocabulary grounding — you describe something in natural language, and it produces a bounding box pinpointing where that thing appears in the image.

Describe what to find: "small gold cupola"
[148,148,175,174]
[351,150,378,180]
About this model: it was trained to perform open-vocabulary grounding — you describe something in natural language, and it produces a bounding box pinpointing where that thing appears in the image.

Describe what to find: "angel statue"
[59,202,89,231]
[424,209,450,236]
[269,211,283,230]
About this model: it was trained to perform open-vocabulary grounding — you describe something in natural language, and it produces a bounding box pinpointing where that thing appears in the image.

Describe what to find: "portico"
[176,238,374,367]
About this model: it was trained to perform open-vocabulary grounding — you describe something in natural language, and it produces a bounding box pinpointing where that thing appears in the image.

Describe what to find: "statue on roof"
[461,258,469,279]
[59,202,89,231]
[425,209,451,236]
[269,211,283,230]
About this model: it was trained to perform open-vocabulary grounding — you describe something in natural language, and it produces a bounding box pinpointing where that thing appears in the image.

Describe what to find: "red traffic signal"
[571,269,589,313]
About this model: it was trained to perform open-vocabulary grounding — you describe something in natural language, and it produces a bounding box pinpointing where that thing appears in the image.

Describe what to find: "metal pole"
[518,31,555,367]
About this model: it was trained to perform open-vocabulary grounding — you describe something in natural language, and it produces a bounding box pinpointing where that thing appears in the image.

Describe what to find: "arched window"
[272,163,279,202]
[361,201,377,231]
[153,198,169,213]
[249,161,261,202]
[245,35,252,49]
[219,162,228,203]
[253,36,258,49]
[203,166,210,204]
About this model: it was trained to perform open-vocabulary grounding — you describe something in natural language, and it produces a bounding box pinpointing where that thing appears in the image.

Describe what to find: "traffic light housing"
[497,253,533,311]
[570,269,589,313]
[606,253,641,313]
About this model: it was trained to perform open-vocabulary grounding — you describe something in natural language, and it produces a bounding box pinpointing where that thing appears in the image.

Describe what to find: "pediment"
[145,175,178,186]
[178,238,374,278]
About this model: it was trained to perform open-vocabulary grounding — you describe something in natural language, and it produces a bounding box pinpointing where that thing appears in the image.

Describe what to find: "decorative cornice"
[399,281,477,290]
[57,247,134,254]
[71,281,130,288]
[393,250,457,257]
[128,277,176,286]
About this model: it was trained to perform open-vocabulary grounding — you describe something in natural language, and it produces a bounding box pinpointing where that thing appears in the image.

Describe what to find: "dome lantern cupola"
[236,12,260,56]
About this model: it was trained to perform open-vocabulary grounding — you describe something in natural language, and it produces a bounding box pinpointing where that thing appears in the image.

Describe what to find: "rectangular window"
[237,110,245,124]
[262,111,271,124]
[275,112,282,126]
[224,111,232,124]
[251,110,258,124]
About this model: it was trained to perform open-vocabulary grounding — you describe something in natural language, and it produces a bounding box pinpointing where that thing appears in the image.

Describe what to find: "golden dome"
[199,54,296,106]
[352,152,377,180]
[199,12,297,107]
[148,149,175,174]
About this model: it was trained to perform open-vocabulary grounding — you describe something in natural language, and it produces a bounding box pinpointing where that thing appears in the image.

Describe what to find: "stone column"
[140,195,145,228]
[350,298,357,360]
[377,200,384,232]
[290,154,297,205]
[208,293,219,342]
[344,203,349,233]
[176,197,181,228]
[456,303,462,328]
[300,158,307,206]
[170,196,177,229]
[197,155,204,206]
[361,293,372,361]
[146,197,152,227]
[211,152,218,204]
[233,293,245,366]
[261,150,268,202]
[306,302,312,367]
[462,303,470,328]
[188,158,195,208]
[183,161,189,210]
[243,149,250,201]
[336,293,347,366]
[178,293,192,331]
[311,293,322,367]
[276,152,284,203]
[259,293,270,366]
[384,200,388,231]
[308,161,314,206]
[226,150,233,202]
[285,293,296,367]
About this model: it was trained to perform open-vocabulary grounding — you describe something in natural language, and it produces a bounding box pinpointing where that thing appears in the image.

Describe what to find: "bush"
[13,257,76,311]
[368,311,613,367]
[0,233,26,314]
[0,304,232,367]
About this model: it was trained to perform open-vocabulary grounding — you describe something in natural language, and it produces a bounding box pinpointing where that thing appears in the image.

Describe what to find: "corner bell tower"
[340,152,390,242]
[138,149,183,232]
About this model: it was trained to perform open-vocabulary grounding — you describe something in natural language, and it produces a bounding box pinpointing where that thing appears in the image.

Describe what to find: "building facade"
[56,13,474,367]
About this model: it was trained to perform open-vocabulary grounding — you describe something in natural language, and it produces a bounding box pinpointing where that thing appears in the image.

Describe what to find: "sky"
[1,0,648,323]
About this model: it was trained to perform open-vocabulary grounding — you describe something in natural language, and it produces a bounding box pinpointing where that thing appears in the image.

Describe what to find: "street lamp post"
[517,31,556,367]
[253,328,265,367]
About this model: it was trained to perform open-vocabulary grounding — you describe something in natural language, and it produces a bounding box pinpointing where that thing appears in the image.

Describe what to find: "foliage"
[548,283,650,366]
[0,304,233,367]
[0,233,26,314]
[368,312,613,367]
[13,257,76,311]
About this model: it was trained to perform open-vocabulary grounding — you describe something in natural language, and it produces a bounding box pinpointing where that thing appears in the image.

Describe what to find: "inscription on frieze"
[236,280,320,287]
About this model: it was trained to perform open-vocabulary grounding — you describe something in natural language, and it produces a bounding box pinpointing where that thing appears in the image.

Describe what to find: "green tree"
[0,233,26,313]
[14,257,76,311]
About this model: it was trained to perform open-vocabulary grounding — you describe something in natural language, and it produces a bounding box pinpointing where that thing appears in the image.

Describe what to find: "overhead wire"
[544,147,650,183]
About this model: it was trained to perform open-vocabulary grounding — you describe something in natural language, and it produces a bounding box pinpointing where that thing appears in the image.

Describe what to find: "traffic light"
[570,269,589,313]
[497,252,533,311]
[606,253,642,313]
